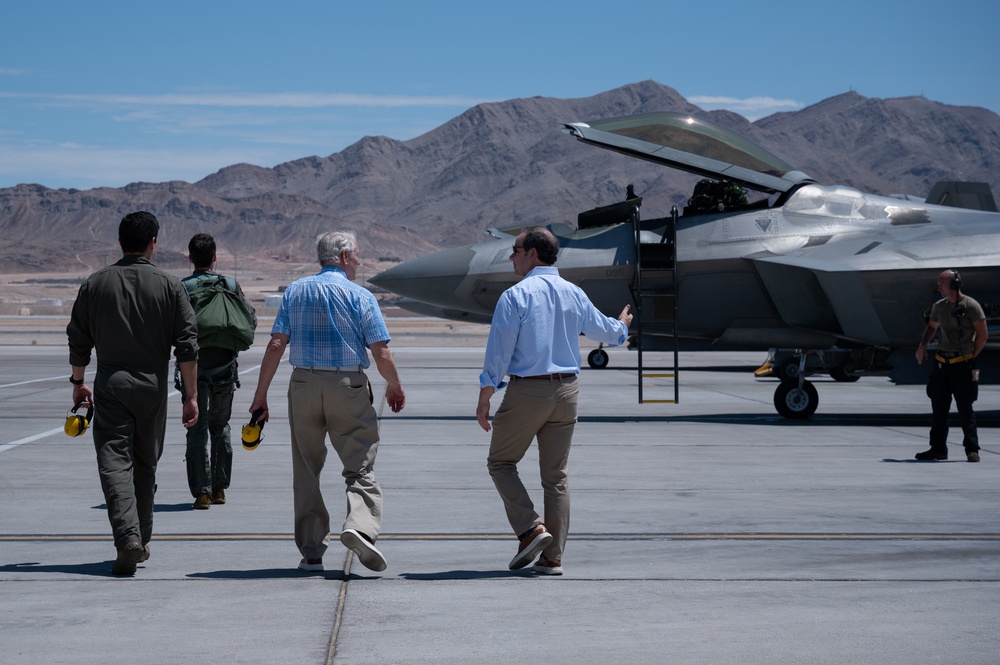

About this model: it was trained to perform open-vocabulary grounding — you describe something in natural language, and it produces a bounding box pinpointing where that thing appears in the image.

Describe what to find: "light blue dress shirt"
[272,266,390,368]
[479,266,628,389]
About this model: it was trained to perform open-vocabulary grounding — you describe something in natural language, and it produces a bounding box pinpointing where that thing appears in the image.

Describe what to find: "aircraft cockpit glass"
[783,184,898,228]
[583,112,797,178]
[565,112,813,194]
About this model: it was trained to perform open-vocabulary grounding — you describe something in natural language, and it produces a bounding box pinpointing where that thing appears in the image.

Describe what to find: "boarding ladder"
[632,205,679,404]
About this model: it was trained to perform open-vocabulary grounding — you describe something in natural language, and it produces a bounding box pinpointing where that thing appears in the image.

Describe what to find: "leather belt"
[512,373,577,380]
[300,365,363,372]
[934,353,973,364]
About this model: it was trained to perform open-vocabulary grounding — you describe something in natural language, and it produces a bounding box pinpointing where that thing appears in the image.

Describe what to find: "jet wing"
[564,112,813,195]
[751,255,891,346]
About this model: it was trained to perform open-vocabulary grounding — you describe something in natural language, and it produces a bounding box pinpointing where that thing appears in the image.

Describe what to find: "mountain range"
[2,80,998,273]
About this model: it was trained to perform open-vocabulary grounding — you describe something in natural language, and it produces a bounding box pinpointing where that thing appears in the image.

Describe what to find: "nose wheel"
[773,379,818,419]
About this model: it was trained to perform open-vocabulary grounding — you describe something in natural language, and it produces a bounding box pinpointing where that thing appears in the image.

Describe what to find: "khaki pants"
[487,376,579,561]
[288,368,381,561]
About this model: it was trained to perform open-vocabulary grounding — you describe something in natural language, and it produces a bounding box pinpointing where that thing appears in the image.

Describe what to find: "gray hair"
[316,231,358,265]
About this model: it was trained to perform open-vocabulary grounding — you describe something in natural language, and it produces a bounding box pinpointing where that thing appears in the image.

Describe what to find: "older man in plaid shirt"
[251,230,405,573]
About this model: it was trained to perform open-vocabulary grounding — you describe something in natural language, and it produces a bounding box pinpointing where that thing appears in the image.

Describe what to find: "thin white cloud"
[689,95,805,120]
[107,105,450,148]
[0,90,490,109]
[0,88,474,188]
[0,88,480,188]
[0,141,293,189]
[0,68,29,76]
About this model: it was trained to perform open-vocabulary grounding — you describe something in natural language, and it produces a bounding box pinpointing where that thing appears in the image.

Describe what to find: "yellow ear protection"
[241,408,265,450]
[64,400,94,437]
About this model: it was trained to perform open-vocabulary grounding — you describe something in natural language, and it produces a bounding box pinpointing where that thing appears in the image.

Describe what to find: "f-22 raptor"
[370,111,999,418]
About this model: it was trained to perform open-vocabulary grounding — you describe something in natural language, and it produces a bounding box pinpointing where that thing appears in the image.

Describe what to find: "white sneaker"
[297,558,324,572]
[533,557,563,575]
[341,529,387,572]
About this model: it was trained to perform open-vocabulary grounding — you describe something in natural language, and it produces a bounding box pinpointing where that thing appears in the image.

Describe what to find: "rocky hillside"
[2,81,998,273]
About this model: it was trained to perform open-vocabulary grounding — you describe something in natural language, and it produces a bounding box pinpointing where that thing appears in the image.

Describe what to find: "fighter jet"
[370,111,1000,418]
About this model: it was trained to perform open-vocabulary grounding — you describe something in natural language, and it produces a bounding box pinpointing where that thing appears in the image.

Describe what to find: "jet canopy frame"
[564,112,813,195]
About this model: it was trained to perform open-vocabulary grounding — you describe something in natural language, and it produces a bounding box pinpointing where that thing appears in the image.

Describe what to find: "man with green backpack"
[179,233,257,510]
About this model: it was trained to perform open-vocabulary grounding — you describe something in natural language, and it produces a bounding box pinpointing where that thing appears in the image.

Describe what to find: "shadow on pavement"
[188,568,345,580]
[0,561,119,577]
[578,411,1000,427]
[401,569,533,581]
[92,502,195,513]
[881,458,970,464]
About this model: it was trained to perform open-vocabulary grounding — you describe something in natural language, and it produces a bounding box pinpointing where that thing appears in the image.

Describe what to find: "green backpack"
[182,275,257,352]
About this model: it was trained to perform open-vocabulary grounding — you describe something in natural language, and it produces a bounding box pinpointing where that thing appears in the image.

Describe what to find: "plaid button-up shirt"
[272,266,390,368]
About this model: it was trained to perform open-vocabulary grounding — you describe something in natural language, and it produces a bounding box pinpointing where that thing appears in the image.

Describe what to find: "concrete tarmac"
[1,331,998,664]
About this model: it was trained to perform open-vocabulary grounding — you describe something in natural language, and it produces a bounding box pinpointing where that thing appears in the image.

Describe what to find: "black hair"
[119,211,159,253]
[188,233,217,268]
[522,227,559,265]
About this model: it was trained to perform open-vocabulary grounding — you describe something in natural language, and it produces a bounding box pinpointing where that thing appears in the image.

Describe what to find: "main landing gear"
[759,348,872,418]
[765,351,820,419]
[773,378,819,419]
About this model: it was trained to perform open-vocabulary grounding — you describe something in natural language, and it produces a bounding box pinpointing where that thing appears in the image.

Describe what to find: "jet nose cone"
[370,246,476,305]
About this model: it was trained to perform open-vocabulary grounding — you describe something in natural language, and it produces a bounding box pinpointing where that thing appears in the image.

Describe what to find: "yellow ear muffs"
[241,408,265,450]
[64,400,94,437]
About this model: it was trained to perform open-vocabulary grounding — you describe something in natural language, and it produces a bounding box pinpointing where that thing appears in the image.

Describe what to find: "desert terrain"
[0,254,494,348]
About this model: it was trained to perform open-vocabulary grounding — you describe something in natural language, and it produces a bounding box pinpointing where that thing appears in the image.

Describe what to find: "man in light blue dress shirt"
[250,231,405,573]
[477,227,632,575]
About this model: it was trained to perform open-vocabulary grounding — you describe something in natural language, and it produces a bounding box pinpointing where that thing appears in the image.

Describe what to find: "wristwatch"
[69,376,84,385]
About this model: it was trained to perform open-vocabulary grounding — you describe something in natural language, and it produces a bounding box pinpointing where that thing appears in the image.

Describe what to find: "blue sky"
[2,0,997,190]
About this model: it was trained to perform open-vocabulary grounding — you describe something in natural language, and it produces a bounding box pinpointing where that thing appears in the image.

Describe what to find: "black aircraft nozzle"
[241,408,265,451]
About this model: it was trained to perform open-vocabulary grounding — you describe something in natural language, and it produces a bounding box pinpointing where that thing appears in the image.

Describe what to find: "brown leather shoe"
[193,492,212,510]
[140,545,151,563]
[111,541,144,576]
[509,524,553,570]
[212,487,226,504]
[967,451,981,463]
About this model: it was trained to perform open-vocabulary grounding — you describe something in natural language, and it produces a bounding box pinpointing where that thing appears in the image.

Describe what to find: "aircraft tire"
[777,358,801,383]
[587,348,609,369]
[773,380,819,419]
[829,362,861,382]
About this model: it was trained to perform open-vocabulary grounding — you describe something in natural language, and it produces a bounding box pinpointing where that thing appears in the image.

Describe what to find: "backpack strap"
[182,273,237,294]
[181,273,212,294]
[181,274,199,294]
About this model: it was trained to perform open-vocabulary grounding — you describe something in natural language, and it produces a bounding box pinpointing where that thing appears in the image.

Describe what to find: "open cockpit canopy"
[564,111,813,195]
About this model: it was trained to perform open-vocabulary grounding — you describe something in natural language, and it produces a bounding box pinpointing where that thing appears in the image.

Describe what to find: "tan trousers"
[487,375,579,561]
[288,367,381,561]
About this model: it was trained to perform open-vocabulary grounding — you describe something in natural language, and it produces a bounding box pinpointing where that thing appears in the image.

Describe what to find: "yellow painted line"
[4,533,1000,542]
[641,399,677,404]
[642,373,675,378]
